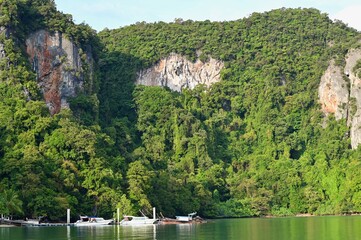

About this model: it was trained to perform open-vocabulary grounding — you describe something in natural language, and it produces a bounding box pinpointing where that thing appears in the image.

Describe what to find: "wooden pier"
[1,218,74,227]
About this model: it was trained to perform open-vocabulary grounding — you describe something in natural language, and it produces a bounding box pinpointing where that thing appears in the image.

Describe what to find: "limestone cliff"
[319,48,361,149]
[26,30,93,115]
[136,53,224,92]
[345,49,361,148]
[319,60,349,121]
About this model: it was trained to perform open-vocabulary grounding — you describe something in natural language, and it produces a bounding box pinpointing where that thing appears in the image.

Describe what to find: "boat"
[120,215,158,225]
[74,216,113,226]
[120,208,159,226]
[21,219,41,226]
[159,212,206,224]
[1,216,73,227]
[1,218,40,226]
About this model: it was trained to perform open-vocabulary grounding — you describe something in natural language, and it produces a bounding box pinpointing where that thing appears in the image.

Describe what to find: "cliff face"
[319,48,361,149]
[345,49,361,148]
[26,30,92,115]
[319,60,349,120]
[136,53,224,92]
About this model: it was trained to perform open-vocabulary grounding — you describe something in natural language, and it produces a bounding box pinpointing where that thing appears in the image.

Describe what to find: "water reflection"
[0,227,11,240]
[67,226,71,240]
[73,225,113,239]
[118,224,157,240]
[175,223,196,238]
[2,216,361,240]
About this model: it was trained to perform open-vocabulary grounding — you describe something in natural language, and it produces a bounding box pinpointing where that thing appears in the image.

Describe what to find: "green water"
[1,216,360,240]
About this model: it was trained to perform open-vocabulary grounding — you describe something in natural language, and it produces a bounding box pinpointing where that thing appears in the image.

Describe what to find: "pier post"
[153,207,156,220]
[117,208,120,224]
[67,209,70,224]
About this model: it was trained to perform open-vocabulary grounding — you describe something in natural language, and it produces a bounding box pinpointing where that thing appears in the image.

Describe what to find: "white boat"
[120,216,158,225]
[1,218,40,226]
[74,216,113,226]
[159,212,205,224]
[175,212,197,222]
[21,219,41,226]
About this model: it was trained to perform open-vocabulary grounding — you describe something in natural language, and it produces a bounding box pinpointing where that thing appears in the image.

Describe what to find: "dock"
[1,218,74,227]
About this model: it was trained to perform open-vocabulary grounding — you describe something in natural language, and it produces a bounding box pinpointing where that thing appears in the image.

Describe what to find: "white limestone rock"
[136,53,224,92]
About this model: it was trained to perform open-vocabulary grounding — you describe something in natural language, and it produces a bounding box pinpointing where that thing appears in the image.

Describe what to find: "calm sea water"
[1,216,360,240]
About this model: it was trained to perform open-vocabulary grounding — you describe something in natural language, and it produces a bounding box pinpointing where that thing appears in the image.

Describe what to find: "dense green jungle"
[1,0,361,221]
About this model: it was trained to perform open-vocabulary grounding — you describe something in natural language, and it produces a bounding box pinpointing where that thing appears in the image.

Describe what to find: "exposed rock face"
[136,53,224,92]
[26,30,92,115]
[319,60,349,120]
[319,48,361,149]
[345,49,361,149]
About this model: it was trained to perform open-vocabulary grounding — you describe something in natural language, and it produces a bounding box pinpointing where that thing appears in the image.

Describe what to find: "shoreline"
[0,225,16,228]
[210,212,361,220]
[263,212,361,218]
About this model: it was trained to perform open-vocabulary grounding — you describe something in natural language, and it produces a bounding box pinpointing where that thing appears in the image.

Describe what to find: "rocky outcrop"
[136,53,224,92]
[26,30,92,115]
[319,60,349,120]
[345,49,361,149]
[319,48,361,149]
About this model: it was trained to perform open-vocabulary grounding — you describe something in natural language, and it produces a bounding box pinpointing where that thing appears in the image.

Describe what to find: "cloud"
[333,5,361,31]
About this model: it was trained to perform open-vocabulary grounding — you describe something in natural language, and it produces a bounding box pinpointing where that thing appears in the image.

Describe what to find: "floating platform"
[1,218,73,227]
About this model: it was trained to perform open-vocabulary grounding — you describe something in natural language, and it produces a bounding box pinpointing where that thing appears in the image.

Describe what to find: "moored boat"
[119,208,158,226]
[160,212,206,224]
[1,218,40,226]
[74,216,113,226]
[120,215,158,225]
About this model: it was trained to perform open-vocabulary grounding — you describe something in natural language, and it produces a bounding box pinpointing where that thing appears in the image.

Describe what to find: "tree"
[115,194,135,218]
[0,189,23,218]
[126,160,154,211]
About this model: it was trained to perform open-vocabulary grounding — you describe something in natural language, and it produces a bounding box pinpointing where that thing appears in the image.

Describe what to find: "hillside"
[1,1,361,219]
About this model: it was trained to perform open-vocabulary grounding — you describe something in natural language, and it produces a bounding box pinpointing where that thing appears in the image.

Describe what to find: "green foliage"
[127,160,153,211]
[0,189,23,217]
[271,206,294,217]
[215,198,255,218]
[1,2,361,220]
[68,94,99,125]
[353,59,361,78]
[97,7,360,218]
[115,194,135,218]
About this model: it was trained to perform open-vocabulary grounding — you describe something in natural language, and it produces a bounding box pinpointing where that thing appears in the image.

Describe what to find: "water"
[1,216,360,240]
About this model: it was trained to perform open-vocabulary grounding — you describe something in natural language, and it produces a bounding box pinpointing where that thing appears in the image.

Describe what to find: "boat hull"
[120,219,157,225]
[159,216,206,224]
[74,217,113,226]
[74,221,113,226]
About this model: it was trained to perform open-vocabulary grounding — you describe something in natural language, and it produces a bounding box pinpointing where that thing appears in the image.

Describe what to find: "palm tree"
[0,189,23,219]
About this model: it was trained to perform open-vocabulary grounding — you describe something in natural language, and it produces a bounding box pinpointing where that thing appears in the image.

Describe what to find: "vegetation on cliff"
[1,1,361,220]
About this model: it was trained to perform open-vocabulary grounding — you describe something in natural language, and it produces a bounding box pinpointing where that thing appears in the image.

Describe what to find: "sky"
[54,0,361,32]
